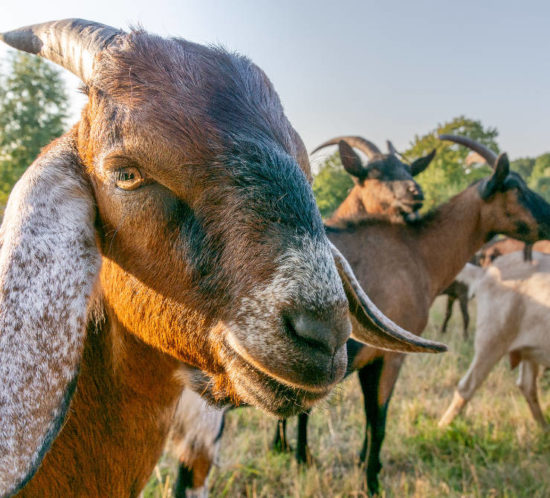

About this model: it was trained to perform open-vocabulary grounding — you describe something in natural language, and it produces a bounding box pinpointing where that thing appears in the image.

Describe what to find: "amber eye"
[114,167,144,191]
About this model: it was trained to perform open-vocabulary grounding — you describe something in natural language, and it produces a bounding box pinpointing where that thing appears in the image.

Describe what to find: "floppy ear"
[480,153,510,199]
[410,149,436,176]
[0,136,100,495]
[338,140,366,180]
[330,243,446,353]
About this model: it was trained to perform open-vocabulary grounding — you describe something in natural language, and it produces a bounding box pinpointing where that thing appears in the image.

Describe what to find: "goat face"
[314,137,434,220]
[0,19,445,437]
[78,32,353,414]
[440,135,550,244]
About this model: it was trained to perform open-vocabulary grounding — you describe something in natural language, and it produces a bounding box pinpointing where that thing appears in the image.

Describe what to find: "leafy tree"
[511,157,535,179]
[312,152,353,218]
[404,116,499,210]
[528,153,550,201]
[0,51,68,206]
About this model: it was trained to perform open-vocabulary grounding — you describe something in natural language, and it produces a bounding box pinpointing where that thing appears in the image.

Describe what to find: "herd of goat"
[0,18,548,498]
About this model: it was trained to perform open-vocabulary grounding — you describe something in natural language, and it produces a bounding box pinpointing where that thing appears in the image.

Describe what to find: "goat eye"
[114,167,144,190]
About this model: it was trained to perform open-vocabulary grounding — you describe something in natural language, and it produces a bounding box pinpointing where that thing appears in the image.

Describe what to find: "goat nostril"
[285,311,350,355]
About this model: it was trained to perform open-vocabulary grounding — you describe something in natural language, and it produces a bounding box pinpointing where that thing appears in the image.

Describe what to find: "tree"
[511,157,535,179]
[312,152,353,218]
[0,51,69,206]
[404,116,499,210]
[528,153,550,201]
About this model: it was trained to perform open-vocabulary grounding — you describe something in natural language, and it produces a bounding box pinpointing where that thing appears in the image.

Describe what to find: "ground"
[144,297,550,497]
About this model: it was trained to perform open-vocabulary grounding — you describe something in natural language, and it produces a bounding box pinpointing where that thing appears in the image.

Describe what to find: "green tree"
[404,116,499,210]
[528,153,550,201]
[312,152,353,218]
[511,157,535,179]
[0,51,68,206]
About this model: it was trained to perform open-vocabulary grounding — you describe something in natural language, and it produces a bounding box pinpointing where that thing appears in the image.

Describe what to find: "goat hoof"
[272,441,292,453]
[296,446,315,467]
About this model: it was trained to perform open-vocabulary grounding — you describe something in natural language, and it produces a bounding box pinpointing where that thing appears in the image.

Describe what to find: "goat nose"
[286,310,351,355]
[408,184,424,200]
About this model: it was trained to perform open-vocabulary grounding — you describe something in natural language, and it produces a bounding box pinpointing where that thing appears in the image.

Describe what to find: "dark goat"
[439,280,470,338]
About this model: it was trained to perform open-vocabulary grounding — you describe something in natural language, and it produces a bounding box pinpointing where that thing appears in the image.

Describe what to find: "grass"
[144,298,550,497]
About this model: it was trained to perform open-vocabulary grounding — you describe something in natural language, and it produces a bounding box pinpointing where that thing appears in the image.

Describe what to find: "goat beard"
[176,364,241,408]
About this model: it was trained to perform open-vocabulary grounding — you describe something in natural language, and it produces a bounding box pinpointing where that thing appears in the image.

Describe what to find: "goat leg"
[272,419,292,452]
[517,360,548,429]
[295,410,313,465]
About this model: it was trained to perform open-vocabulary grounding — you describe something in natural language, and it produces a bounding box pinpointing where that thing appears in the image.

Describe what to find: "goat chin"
[178,346,334,418]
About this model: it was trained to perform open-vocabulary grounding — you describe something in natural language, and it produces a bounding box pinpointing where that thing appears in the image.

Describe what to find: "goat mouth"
[223,344,332,416]
[224,330,343,393]
[399,200,423,213]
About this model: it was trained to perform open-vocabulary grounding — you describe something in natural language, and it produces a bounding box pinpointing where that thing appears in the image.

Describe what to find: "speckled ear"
[0,135,100,496]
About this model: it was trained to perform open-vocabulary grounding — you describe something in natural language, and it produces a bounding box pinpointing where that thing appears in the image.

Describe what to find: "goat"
[273,135,550,494]
[0,19,444,496]
[438,238,550,338]
[478,237,550,266]
[439,252,550,428]
[439,280,471,338]
[171,135,436,497]
[313,136,434,223]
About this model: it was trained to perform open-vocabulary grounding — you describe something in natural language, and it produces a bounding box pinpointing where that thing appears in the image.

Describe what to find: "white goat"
[439,251,550,428]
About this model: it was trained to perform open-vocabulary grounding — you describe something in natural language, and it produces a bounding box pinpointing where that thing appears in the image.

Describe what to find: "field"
[144,297,550,497]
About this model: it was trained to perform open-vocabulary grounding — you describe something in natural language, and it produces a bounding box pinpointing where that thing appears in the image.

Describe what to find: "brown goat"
[0,20,444,496]
[275,135,550,494]
[313,136,434,223]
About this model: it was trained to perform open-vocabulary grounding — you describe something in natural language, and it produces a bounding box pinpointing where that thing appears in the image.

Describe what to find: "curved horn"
[311,136,382,161]
[0,18,122,83]
[330,243,447,353]
[386,140,398,156]
[439,134,498,168]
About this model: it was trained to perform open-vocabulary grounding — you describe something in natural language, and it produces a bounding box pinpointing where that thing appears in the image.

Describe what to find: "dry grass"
[144,298,550,497]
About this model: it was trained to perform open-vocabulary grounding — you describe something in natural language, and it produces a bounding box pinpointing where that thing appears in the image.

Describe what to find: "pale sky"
[1,0,549,160]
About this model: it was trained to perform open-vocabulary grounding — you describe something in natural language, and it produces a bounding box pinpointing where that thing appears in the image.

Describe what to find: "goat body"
[439,252,550,428]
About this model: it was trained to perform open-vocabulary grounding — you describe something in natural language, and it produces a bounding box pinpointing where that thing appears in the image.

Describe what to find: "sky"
[1,0,549,160]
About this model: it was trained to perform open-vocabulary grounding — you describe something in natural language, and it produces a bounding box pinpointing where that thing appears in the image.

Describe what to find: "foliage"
[529,153,550,201]
[404,116,498,210]
[312,152,353,218]
[0,51,68,206]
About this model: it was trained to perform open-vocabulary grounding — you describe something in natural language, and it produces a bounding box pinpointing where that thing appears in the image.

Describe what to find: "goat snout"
[407,182,424,201]
[285,310,351,356]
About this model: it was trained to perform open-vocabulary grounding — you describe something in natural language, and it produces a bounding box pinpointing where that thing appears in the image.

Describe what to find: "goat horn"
[386,140,398,156]
[439,134,498,168]
[311,136,382,161]
[0,19,122,84]
[330,242,447,354]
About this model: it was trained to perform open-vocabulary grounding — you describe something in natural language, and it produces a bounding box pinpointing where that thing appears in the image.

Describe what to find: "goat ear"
[330,243,447,353]
[410,149,436,176]
[481,153,510,199]
[338,140,366,180]
[0,136,100,495]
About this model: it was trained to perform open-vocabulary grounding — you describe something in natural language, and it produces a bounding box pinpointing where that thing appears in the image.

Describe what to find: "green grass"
[145,298,550,497]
